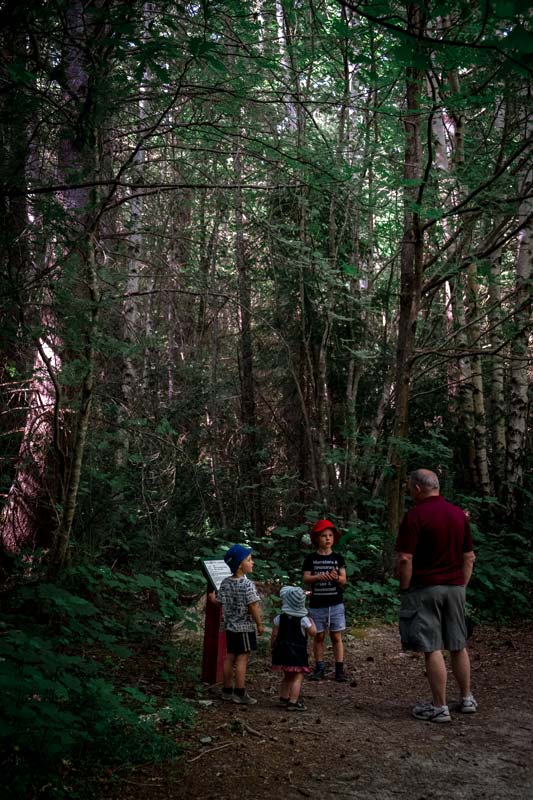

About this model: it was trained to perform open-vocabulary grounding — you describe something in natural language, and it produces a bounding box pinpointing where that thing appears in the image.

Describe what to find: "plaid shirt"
[217,575,260,633]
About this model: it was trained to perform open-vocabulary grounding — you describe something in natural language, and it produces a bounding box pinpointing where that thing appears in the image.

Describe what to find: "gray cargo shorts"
[399,584,467,653]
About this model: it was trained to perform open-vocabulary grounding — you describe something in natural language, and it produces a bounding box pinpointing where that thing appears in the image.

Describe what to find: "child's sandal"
[287,699,307,711]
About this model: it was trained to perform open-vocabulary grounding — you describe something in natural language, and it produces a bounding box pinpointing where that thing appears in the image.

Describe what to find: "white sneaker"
[458,694,478,714]
[412,701,452,723]
[232,692,257,705]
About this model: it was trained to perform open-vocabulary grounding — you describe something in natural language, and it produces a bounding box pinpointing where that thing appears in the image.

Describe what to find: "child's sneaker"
[458,694,478,714]
[309,664,325,681]
[221,690,233,702]
[232,692,257,705]
[287,699,307,711]
[335,667,348,683]
[411,701,451,723]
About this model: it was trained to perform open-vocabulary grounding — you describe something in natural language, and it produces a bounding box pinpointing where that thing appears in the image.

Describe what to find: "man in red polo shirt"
[395,468,477,723]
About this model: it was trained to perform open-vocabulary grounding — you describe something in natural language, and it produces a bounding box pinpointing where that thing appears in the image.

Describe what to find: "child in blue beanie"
[216,544,263,705]
[271,586,317,711]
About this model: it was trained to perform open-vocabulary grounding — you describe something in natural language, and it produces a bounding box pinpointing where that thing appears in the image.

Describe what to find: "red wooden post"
[201,587,226,684]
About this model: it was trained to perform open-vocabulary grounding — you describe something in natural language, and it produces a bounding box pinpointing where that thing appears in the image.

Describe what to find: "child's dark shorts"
[225,630,257,655]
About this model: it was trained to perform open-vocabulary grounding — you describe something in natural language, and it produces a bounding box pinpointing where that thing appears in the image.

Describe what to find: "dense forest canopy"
[1,0,532,794]
[0,0,532,567]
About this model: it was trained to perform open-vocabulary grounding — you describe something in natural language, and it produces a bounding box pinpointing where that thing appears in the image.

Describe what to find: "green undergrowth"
[0,561,204,799]
[197,514,533,625]
[3,512,531,798]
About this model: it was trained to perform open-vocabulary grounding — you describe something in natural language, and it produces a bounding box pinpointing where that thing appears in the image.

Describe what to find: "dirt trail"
[109,624,533,800]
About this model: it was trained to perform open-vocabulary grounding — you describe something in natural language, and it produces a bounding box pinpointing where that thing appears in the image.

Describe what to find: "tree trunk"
[449,275,477,489]
[234,138,264,536]
[505,88,533,517]
[45,0,100,572]
[487,239,507,496]
[465,262,492,496]
[48,241,99,575]
[1,320,63,553]
[0,7,42,553]
[385,2,426,567]
[1,0,96,558]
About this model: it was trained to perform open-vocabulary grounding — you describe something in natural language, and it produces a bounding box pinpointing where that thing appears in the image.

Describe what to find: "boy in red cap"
[303,520,348,681]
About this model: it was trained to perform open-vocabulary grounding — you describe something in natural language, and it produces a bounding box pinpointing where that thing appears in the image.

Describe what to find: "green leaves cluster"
[0,563,200,798]
[466,525,533,621]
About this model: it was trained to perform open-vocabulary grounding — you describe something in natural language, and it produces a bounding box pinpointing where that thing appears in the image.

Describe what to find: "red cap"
[310,519,340,545]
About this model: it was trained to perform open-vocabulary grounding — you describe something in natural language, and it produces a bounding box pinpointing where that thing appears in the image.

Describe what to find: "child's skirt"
[272,664,310,673]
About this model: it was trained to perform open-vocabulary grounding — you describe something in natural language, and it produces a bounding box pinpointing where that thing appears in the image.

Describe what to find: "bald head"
[408,469,440,501]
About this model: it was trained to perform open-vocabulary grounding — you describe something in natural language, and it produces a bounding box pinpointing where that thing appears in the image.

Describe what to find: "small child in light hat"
[271,586,317,711]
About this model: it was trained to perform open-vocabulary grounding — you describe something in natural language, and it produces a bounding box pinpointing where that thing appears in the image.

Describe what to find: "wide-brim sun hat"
[310,519,340,545]
[224,543,252,574]
[280,586,308,617]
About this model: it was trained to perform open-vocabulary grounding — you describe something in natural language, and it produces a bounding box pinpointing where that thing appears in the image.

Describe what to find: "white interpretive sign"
[201,559,232,591]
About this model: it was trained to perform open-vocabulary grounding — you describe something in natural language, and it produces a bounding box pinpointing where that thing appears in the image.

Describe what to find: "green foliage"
[0,562,199,798]
[253,524,311,582]
[464,522,533,621]
[344,578,400,623]
[2,10,533,799]
[389,428,453,470]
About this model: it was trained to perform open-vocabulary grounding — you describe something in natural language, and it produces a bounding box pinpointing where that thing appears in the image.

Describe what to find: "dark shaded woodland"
[0,0,531,793]
[1,0,531,569]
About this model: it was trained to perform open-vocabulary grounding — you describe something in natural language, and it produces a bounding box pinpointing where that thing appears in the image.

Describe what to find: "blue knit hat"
[280,586,308,618]
[224,543,253,574]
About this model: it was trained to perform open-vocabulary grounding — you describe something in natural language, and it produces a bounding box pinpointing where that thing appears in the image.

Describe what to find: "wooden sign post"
[200,559,231,684]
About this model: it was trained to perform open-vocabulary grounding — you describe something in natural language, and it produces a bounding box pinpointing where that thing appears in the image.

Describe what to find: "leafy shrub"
[0,562,203,798]
[467,526,533,621]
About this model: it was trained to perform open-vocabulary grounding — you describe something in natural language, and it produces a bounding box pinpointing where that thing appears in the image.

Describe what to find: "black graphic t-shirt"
[302,551,346,608]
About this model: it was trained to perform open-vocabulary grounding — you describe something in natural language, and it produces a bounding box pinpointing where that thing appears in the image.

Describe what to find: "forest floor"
[106,623,533,800]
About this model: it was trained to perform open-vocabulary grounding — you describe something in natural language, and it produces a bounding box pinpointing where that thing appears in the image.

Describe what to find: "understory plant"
[0,560,203,798]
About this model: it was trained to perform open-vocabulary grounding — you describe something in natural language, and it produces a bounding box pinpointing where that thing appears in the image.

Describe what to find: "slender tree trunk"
[234,138,264,536]
[48,240,99,574]
[505,88,533,516]
[275,0,322,501]
[385,3,426,566]
[275,0,298,131]
[142,275,156,396]
[117,3,154,460]
[196,198,222,348]
[487,239,507,496]
[465,262,492,496]
[428,51,480,492]
[316,316,334,493]
[449,274,477,489]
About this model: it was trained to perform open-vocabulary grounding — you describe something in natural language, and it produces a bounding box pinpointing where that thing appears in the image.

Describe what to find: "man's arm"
[462,551,475,586]
[395,552,413,591]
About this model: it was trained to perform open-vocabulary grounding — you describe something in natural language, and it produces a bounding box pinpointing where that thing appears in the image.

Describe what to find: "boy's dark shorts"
[225,630,257,655]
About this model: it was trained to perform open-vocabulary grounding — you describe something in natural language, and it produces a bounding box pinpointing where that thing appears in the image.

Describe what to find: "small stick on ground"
[188,742,231,763]
[241,721,264,738]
